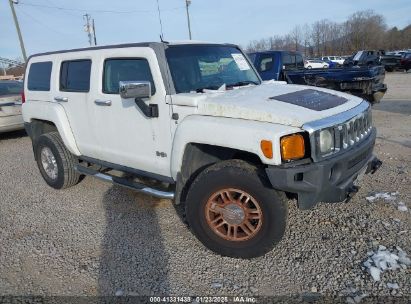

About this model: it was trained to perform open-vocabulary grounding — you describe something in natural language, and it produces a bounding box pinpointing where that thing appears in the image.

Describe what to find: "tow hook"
[365,158,382,175]
[345,185,360,202]
[369,159,383,174]
[348,185,359,194]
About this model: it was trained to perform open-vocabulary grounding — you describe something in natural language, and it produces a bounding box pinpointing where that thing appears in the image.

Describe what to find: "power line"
[17,2,185,14]
[42,0,84,18]
[15,6,72,39]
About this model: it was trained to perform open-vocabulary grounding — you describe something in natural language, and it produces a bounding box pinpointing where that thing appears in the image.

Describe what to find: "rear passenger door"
[54,57,101,157]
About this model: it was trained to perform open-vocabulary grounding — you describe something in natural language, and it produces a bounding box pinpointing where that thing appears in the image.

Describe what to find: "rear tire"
[185,160,288,258]
[34,132,81,189]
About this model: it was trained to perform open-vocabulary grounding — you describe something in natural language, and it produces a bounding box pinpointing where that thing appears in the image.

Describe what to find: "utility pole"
[185,0,192,40]
[92,19,97,46]
[83,14,95,46]
[8,0,27,62]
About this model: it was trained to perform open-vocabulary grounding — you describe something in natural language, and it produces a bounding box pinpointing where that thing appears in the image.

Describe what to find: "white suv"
[23,41,381,258]
[321,56,345,66]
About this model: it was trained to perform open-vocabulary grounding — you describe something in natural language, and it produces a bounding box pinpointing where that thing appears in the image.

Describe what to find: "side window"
[103,58,155,95]
[28,61,52,91]
[282,53,295,70]
[295,55,304,69]
[258,55,274,72]
[60,60,91,92]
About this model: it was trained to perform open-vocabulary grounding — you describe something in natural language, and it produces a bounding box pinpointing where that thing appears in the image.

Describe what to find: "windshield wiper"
[226,80,259,88]
[195,85,220,93]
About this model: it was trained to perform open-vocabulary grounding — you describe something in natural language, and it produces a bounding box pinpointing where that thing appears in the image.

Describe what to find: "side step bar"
[75,165,175,200]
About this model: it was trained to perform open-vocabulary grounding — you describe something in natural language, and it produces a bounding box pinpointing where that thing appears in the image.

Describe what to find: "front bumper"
[266,128,381,209]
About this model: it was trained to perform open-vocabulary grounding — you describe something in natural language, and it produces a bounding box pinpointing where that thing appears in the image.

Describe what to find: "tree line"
[245,10,411,57]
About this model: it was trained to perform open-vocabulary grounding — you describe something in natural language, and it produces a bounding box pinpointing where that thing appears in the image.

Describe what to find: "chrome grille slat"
[334,126,341,152]
[342,124,348,149]
[349,120,355,146]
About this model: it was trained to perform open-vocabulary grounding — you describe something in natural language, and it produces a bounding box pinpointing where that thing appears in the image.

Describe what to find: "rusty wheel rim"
[205,188,263,241]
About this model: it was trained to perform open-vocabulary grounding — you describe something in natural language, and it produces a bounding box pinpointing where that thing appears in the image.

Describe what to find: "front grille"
[303,101,373,162]
[334,108,372,151]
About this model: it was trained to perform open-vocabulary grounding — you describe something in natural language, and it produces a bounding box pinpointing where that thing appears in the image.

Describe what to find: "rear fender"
[22,101,80,155]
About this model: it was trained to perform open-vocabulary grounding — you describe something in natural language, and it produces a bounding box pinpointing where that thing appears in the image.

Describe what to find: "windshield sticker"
[231,53,250,71]
[270,89,348,111]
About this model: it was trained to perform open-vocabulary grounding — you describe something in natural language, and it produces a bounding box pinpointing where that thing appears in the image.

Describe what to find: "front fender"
[22,101,81,155]
[170,115,302,179]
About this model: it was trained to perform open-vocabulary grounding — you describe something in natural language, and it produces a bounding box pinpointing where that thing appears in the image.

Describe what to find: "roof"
[167,40,217,45]
[28,41,237,60]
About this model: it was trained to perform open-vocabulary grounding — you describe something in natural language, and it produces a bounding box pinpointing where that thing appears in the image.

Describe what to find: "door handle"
[54,96,68,102]
[94,99,112,106]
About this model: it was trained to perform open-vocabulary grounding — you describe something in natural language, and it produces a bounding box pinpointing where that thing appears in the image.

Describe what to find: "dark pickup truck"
[248,51,387,104]
[344,50,403,72]
[400,52,411,71]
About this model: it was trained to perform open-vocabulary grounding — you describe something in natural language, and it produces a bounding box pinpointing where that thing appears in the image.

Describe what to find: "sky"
[1,0,411,60]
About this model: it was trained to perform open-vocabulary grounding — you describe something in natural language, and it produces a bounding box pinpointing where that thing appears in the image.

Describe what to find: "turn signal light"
[260,140,273,159]
[280,134,305,161]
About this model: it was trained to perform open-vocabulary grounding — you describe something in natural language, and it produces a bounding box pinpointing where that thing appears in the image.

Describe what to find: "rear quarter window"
[27,61,52,91]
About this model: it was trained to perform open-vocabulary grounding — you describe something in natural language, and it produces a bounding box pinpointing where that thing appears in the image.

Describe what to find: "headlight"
[318,129,335,154]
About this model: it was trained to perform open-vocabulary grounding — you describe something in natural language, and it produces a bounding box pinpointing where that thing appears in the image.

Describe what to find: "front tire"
[185,160,288,258]
[34,132,81,189]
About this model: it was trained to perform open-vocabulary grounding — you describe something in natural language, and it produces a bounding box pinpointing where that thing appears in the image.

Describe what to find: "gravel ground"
[382,71,411,100]
[0,73,410,299]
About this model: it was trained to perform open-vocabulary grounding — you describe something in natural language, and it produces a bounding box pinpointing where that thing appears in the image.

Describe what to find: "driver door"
[87,48,171,177]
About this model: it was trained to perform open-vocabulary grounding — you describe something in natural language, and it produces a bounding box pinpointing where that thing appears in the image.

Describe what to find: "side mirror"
[119,81,151,99]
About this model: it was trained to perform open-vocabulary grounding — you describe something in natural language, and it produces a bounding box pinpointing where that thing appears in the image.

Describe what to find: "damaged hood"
[171,82,365,127]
